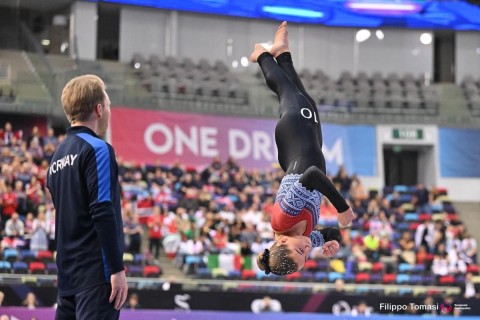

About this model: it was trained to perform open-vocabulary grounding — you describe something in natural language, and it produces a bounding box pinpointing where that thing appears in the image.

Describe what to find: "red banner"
[111,107,278,170]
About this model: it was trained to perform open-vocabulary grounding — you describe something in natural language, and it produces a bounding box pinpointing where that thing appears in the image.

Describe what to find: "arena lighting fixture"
[376,30,384,40]
[240,56,249,67]
[356,29,371,42]
[345,1,422,15]
[420,32,432,45]
[261,6,324,18]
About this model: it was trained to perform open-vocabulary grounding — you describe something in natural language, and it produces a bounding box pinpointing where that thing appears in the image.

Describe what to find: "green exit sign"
[393,128,423,140]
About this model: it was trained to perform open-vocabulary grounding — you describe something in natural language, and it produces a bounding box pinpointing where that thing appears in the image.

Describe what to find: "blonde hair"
[61,74,106,123]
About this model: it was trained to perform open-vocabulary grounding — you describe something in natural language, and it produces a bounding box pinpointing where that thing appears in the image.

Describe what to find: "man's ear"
[94,103,102,117]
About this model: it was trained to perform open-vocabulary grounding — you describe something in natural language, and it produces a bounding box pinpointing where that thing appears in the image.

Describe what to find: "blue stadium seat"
[227,270,241,279]
[343,273,355,283]
[46,262,58,275]
[196,267,212,279]
[20,250,36,263]
[396,222,410,231]
[394,185,408,192]
[413,264,426,274]
[4,249,18,262]
[409,275,423,284]
[396,274,410,284]
[0,261,12,273]
[399,288,413,295]
[300,271,315,281]
[13,261,28,274]
[398,263,414,273]
[404,213,419,222]
[369,273,382,283]
[314,271,328,282]
[127,265,143,277]
[328,272,343,282]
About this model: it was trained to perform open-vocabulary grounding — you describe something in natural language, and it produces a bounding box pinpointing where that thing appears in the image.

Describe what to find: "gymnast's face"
[276,235,312,270]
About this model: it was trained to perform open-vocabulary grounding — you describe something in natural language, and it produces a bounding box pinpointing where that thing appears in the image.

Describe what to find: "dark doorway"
[97,3,119,60]
[384,147,418,186]
[434,30,455,83]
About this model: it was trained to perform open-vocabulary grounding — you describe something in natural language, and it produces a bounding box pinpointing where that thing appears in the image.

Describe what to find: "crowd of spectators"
[0,121,478,292]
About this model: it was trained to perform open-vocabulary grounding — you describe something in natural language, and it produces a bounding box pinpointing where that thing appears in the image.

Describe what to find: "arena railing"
[0,273,460,296]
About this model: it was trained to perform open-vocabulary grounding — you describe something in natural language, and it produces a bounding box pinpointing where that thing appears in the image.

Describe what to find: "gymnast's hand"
[322,240,340,257]
[338,207,355,227]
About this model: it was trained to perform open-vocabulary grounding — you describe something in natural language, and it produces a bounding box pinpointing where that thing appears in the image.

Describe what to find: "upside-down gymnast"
[251,22,356,276]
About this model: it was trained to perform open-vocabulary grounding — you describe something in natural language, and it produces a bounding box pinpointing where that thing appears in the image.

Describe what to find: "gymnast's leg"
[271,22,324,149]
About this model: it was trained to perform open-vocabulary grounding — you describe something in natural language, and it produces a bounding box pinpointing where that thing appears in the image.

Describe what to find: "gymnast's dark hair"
[256,244,298,276]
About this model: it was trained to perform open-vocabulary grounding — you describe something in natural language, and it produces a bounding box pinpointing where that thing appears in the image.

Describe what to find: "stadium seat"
[355,272,370,283]
[330,259,345,273]
[382,273,396,284]
[304,260,317,271]
[126,265,143,277]
[46,262,57,275]
[409,274,423,285]
[396,274,410,284]
[241,270,256,280]
[134,253,145,265]
[300,271,315,282]
[404,213,419,222]
[314,271,328,282]
[317,259,329,271]
[123,253,134,265]
[196,267,212,279]
[422,274,435,285]
[413,264,426,274]
[228,270,241,280]
[20,250,36,263]
[438,275,455,285]
[369,273,382,283]
[372,262,384,273]
[13,261,28,274]
[467,264,479,274]
[0,261,12,273]
[285,272,301,281]
[343,273,355,283]
[29,261,46,274]
[211,267,228,279]
[4,249,18,263]
[398,263,414,273]
[328,272,343,282]
[409,222,421,230]
[144,265,161,278]
[418,213,431,222]
[37,250,53,262]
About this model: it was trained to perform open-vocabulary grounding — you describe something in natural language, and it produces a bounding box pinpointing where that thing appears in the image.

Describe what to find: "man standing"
[47,74,127,319]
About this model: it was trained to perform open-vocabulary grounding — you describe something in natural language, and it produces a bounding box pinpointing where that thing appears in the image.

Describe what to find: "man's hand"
[109,270,128,310]
[322,240,340,257]
[338,207,355,227]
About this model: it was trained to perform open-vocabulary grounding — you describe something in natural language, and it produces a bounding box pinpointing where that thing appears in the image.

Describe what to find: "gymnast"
[251,22,356,275]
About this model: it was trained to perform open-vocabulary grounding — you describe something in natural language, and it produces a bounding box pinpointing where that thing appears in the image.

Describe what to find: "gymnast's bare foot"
[270,21,289,58]
[250,43,268,63]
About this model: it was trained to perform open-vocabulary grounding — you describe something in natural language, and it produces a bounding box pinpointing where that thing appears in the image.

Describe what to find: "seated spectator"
[123,293,141,310]
[349,174,367,201]
[432,253,449,276]
[351,300,372,317]
[22,292,38,310]
[398,231,415,265]
[42,128,58,147]
[415,219,435,252]
[459,231,477,264]
[363,231,380,261]
[333,165,352,200]
[462,272,480,299]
